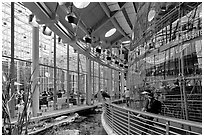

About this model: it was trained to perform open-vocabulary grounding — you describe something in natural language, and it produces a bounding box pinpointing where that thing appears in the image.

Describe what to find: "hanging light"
[58,37,62,43]
[96,47,101,54]
[28,14,39,27]
[73,2,90,9]
[65,15,78,28]
[42,25,52,36]
[83,35,92,44]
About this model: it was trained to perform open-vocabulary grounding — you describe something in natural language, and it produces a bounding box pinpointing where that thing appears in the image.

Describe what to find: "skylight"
[73,2,90,9]
[105,28,116,37]
[148,9,156,22]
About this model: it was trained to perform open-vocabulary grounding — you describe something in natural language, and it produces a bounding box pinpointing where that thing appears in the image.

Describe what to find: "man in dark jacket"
[139,90,162,120]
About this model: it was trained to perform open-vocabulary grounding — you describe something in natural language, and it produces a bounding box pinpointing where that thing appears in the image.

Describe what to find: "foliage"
[2,70,37,135]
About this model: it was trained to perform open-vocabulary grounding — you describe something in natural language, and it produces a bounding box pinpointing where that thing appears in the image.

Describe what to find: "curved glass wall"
[129,3,202,122]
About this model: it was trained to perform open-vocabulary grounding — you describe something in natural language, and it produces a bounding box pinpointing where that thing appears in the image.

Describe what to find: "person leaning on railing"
[137,90,162,118]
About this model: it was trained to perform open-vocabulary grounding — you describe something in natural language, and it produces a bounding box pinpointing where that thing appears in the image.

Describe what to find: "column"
[103,66,106,89]
[53,34,57,110]
[115,71,119,98]
[126,69,130,91]
[98,64,101,102]
[120,45,125,96]
[77,52,80,105]
[107,68,111,94]
[17,60,20,92]
[31,25,40,117]
[92,61,94,95]
[121,72,125,95]
[86,57,92,105]
[9,2,15,118]
[66,45,70,108]
[110,68,113,99]
[181,51,189,120]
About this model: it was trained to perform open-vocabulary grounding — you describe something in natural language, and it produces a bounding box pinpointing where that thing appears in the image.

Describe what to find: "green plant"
[2,69,37,135]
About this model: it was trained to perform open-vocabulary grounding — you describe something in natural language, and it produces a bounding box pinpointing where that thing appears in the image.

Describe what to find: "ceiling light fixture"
[42,26,52,36]
[105,28,116,37]
[83,35,92,44]
[122,40,130,44]
[96,47,101,54]
[65,15,78,28]
[58,37,62,43]
[73,2,90,9]
[148,9,156,22]
[29,14,39,27]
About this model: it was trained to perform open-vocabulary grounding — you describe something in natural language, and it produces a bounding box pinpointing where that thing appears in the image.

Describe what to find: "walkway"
[11,102,102,124]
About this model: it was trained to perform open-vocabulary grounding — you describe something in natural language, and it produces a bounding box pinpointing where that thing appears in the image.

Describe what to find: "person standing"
[124,89,130,107]
[138,90,162,122]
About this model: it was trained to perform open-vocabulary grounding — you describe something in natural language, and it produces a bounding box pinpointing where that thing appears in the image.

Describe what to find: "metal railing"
[104,102,202,135]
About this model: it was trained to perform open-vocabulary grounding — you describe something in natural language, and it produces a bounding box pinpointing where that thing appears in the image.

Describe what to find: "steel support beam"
[99,2,131,40]
[31,26,40,116]
[9,2,15,118]
[53,34,57,110]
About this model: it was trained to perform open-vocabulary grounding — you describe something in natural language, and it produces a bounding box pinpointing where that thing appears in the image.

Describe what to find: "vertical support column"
[17,60,20,92]
[181,51,188,120]
[121,72,125,95]
[23,62,27,97]
[9,2,15,118]
[77,52,80,105]
[110,68,113,99]
[98,64,101,102]
[120,45,125,96]
[98,64,101,91]
[92,61,94,95]
[126,61,130,91]
[114,70,119,98]
[107,68,111,95]
[86,57,92,105]
[112,69,115,98]
[53,34,57,110]
[66,45,70,108]
[103,66,106,89]
[31,25,40,116]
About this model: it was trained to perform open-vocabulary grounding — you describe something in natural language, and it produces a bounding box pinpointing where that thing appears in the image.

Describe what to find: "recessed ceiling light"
[105,28,116,37]
[148,9,156,22]
[73,2,90,9]
[122,40,130,44]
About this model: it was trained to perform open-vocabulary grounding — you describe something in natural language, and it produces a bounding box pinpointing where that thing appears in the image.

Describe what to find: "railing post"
[166,121,170,135]
[128,111,130,135]
[111,105,114,132]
